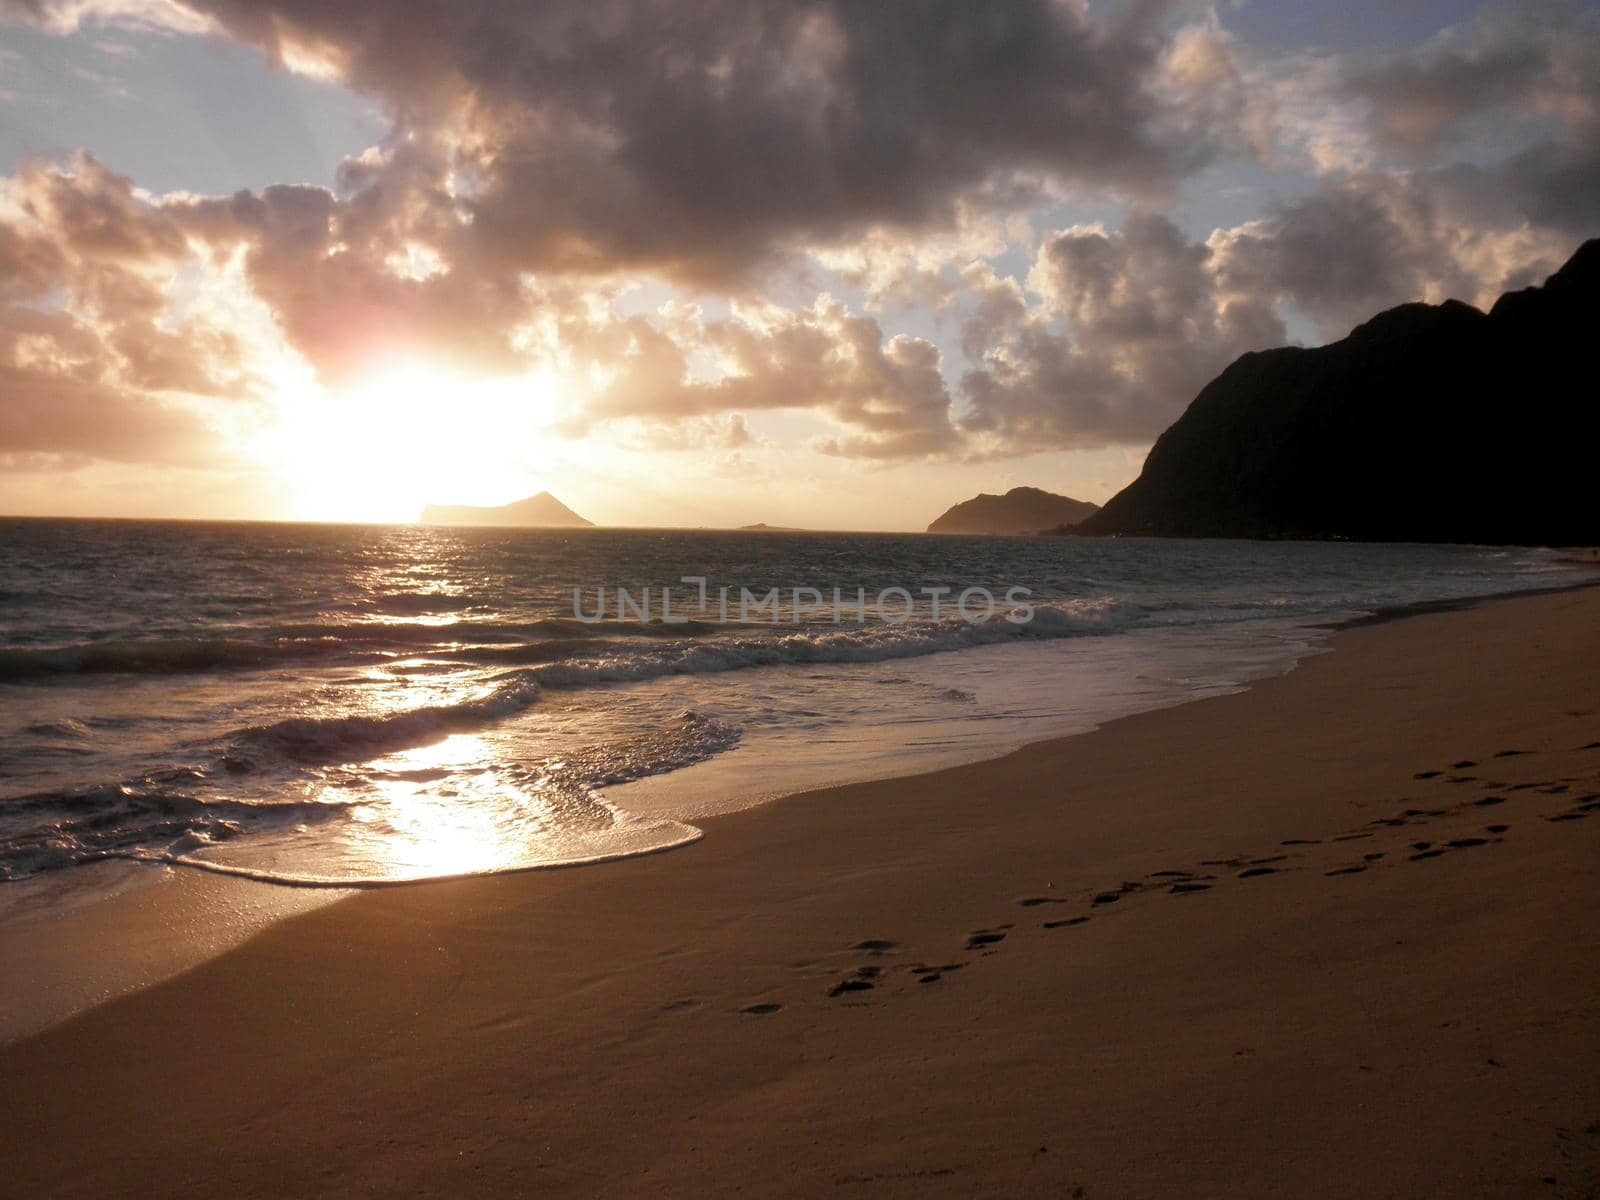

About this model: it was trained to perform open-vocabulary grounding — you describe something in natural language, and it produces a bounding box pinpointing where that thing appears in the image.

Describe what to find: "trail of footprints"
[736,739,1600,1016]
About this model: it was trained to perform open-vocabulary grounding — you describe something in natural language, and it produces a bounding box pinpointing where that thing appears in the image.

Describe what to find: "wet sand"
[2,587,1598,1197]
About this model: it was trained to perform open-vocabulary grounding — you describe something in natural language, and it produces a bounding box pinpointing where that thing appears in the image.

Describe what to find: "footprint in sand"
[1326,866,1366,876]
[1045,916,1092,928]
[966,930,1007,949]
[1447,837,1489,848]
[1170,882,1212,894]
[1486,824,1510,833]
[741,1003,783,1015]
[1452,760,1479,769]
[1474,796,1506,806]
[1411,849,1445,860]
[1017,897,1066,908]
[1237,866,1278,879]
[1414,771,1443,780]
[828,979,875,997]
[853,939,899,953]
[1282,838,1321,846]
[1493,749,1532,758]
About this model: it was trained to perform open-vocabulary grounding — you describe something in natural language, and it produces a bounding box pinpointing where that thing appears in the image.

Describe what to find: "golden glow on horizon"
[260,361,567,523]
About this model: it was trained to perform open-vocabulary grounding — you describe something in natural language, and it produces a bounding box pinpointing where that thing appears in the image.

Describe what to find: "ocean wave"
[0,615,758,681]
[233,675,546,765]
[0,780,353,882]
[519,597,1141,690]
[212,599,1137,764]
[0,710,737,885]
[0,636,357,680]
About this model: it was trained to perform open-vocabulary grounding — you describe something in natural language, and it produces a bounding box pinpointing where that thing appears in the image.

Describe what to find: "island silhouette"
[420,492,593,528]
[927,486,1100,534]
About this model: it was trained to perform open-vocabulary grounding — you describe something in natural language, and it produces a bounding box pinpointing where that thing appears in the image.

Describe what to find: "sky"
[0,0,1596,529]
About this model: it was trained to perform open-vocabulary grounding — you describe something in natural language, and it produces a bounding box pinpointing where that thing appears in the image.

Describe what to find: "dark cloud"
[1426,131,1600,239]
[172,0,1215,283]
[960,213,1284,449]
[1340,2,1599,158]
[1215,169,1586,340]
[1329,1,1600,245]
[1212,181,1441,336]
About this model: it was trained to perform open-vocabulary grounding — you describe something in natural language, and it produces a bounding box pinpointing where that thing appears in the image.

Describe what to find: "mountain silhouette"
[1078,238,1599,545]
[928,486,1100,534]
[420,492,593,528]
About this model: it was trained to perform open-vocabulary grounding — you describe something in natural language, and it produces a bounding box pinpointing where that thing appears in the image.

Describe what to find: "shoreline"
[3,586,1599,1196]
[1321,571,1600,630]
[1,573,1595,1045]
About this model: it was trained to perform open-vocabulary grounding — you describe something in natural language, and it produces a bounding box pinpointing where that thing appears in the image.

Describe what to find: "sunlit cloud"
[1,0,1597,523]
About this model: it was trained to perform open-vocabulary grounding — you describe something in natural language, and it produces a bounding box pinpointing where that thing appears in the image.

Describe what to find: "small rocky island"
[420,492,593,528]
[927,486,1100,534]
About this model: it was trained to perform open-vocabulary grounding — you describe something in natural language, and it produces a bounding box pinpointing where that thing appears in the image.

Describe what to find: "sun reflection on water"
[356,735,533,880]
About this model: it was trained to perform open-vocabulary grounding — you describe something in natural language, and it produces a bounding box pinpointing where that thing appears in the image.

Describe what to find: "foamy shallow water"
[1,520,1591,914]
[604,617,1326,822]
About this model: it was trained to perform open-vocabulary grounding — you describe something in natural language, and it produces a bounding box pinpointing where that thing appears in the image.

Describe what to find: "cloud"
[1213,170,1585,337]
[174,166,533,386]
[0,365,218,465]
[610,412,760,453]
[0,155,247,466]
[1340,1,1599,159]
[952,165,1588,457]
[561,293,961,460]
[960,213,1284,450]
[0,0,210,35]
[3,0,1597,477]
[152,0,1229,285]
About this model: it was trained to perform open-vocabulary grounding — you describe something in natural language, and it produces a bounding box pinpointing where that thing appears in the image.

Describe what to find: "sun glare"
[262,362,567,523]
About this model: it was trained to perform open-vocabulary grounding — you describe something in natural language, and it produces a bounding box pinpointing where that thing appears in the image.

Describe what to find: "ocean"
[0,518,1589,914]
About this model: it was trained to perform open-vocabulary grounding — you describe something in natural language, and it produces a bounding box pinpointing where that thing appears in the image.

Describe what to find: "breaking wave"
[0,599,1137,683]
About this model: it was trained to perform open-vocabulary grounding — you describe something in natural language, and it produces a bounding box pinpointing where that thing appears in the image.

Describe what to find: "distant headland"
[1079,238,1600,546]
[927,486,1100,534]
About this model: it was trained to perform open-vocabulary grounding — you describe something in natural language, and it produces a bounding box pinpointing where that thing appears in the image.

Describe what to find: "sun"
[261,361,567,523]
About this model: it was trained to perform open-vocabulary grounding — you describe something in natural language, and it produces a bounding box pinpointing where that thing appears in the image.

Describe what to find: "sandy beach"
[3,586,1598,1198]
